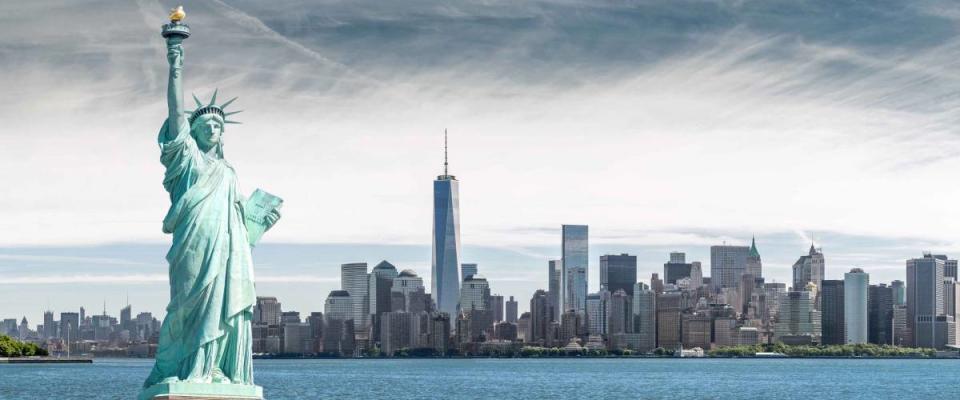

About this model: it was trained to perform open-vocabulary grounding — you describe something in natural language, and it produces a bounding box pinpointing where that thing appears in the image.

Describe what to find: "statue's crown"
[186,89,242,125]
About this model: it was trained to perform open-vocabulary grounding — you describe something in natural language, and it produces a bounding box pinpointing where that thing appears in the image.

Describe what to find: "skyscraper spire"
[444,128,449,177]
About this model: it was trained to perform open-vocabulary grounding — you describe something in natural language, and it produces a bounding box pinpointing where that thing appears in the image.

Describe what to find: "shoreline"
[0,357,92,364]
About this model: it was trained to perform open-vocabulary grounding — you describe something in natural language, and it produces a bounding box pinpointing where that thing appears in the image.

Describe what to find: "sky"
[3,0,960,322]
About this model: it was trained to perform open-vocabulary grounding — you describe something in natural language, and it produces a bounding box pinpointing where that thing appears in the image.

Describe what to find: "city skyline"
[5,1,960,324]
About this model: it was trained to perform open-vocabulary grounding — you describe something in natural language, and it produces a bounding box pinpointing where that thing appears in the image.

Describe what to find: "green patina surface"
[141,13,278,400]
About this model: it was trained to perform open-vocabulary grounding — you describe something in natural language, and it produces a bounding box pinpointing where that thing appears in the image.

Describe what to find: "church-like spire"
[749,236,760,258]
[809,242,817,255]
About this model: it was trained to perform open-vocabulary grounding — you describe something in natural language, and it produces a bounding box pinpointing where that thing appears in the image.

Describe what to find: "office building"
[664,252,696,286]
[505,296,518,323]
[562,224,589,314]
[907,254,946,348]
[460,274,490,313]
[600,254,637,296]
[656,292,682,349]
[59,312,79,343]
[608,289,630,335]
[681,312,712,350]
[392,269,425,312]
[632,283,656,352]
[324,290,355,356]
[432,135,462,318]
[530,290,552,345]
[560,310,584,344]
[774,290,821,345]
[548,260,562,321]
[459,263,478,282]
[868,284,894,345]
[844,268,869,344]
[820,280,845,345]
[710,245,750,289]
[586,290,610,336]
[369,261,398,316]
[792,244,825,293]
[341,262,371,332]
[490,295,504,322]
[891,280,906,305]
[254,296,282,325]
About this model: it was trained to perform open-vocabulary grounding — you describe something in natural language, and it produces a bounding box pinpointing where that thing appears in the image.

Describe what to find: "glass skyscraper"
[600,253,637,296]
[432,135,461,318]
[562,225,588,314]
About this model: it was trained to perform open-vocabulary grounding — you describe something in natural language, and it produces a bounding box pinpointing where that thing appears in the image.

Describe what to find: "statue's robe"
[144,120,255,387]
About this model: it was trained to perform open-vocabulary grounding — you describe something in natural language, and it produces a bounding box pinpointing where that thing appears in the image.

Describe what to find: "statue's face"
[193,114,223,150]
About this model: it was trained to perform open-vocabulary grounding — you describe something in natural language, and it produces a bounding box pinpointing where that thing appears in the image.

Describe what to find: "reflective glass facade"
[432,177,461,317]
[562,225,588,314]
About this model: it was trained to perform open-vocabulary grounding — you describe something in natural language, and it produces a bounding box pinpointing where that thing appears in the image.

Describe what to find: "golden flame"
[169,5,185,22]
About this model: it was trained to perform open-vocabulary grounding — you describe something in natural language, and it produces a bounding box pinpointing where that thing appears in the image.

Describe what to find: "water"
[1,358,958,399]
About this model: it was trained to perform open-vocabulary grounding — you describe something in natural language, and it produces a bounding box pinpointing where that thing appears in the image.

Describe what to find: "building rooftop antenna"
[444,128,449,176]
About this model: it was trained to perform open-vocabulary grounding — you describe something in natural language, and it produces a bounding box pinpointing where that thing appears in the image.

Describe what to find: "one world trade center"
[432,131,461,317]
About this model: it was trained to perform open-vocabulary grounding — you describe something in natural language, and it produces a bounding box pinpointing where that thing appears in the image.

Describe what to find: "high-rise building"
[506,296,518,323]
[392,269,425,312]
[59,312,79,343]
[428,312,451,353]
[941,256,958,281]
[608,289,630,335]
[432,132,462,318]
[324,290,355,356]
[710,245,751,290]
[43,311,56,340]
[369,261,398,342]
[548,260,562,321]
[907,254,947,348]
[341,262,370,333]
[844,268,869,344]
[762,283,787,324]
[869,283,894,345]
[656,292,682,349]
[529,290,552,345]
[460,274,490,313]
[562,224,588,314]
[559,310,584,344]
[774,290,821,345]
[892,305,909,346]
[307,312,324,352]
[891,280,906,306]
[120,305,132,334]
[381,311,415,356]
[664,252,695,286]
[681,312,712,350]
[254,296,282,325]
[282,322,312,355]
[792,244,825,292]
[369,261,398,316]
[587,290,612,337]
[746,237,763,279]
[631,283,656,352]
[820,280,845,345]
[490,295,504,322]
[461,263,478,281]
[651,273,664,295]
[324,290,353,322]
[600,254,637,296]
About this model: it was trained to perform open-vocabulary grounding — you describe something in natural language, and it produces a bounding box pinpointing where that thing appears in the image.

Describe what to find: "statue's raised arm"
[162,6,189,141]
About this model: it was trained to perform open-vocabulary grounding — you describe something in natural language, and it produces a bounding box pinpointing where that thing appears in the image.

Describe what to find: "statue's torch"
[161,5,191,42]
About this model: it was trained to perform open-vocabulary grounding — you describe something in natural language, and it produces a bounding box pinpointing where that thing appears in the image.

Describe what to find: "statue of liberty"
[141,6,280,399]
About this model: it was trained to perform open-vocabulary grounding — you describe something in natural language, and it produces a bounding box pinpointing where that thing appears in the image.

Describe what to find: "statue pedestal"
[139,382,263,400]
